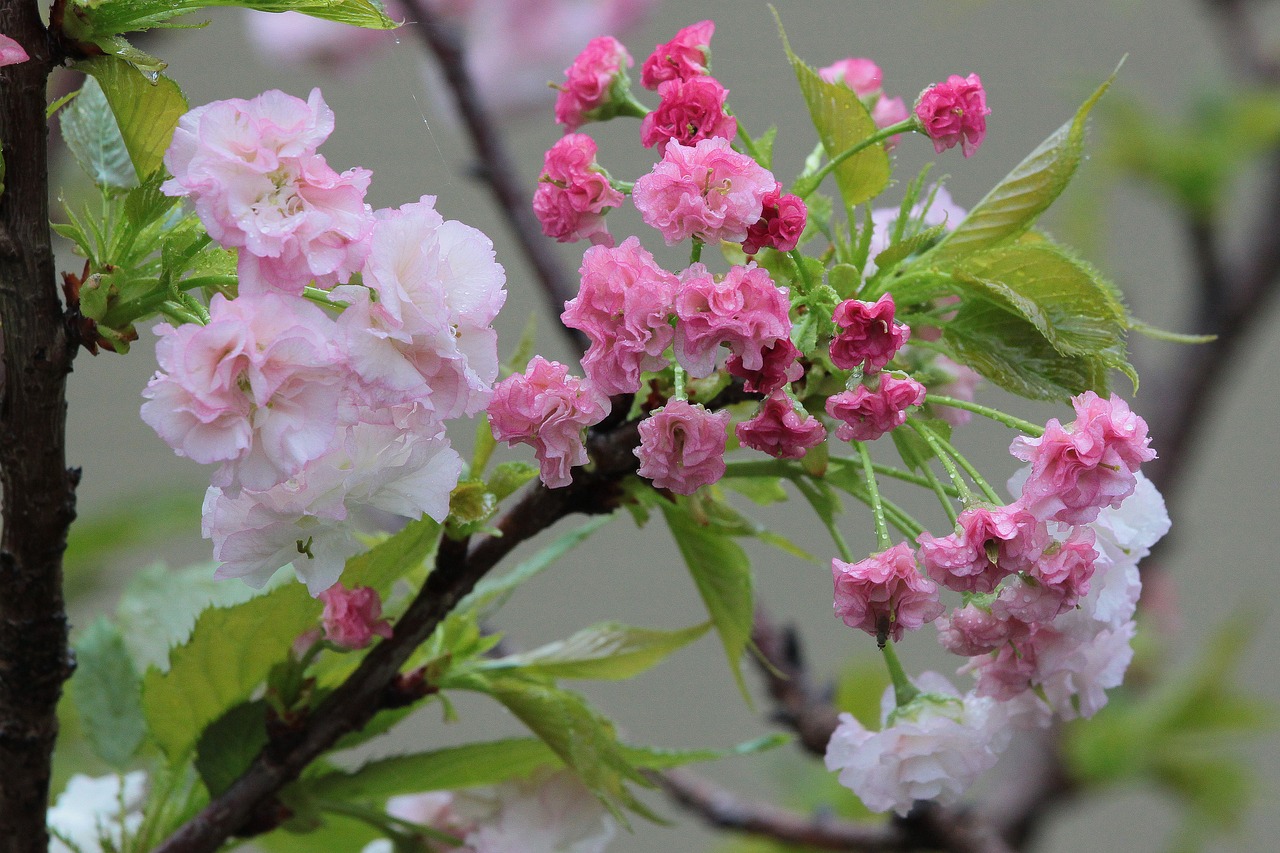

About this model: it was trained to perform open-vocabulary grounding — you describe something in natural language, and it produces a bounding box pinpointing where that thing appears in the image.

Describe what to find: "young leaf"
[71,618,148,768]
[75,56,188,180]
[473,621,710,681]
[341,516,442,595]
[141,584,321,762]
[931,69,1117,261]
[661,501,754,701]
[194,700,269,796]
[59,77,135,190]
[773,12,890,205]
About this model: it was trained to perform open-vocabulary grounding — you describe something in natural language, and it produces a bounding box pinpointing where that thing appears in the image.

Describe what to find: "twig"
[402,0,586,354]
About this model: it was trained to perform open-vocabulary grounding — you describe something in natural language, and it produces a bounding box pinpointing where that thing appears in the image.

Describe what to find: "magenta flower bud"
[641,19,714,89]
[825,374,925,442]
[319,583,393,650]
[742,183,808,255]
[725,337,802,396]
[829,294,910,373]
[736,392,827,460]
[915,73,990,157]
[640,76,737,149]
[554,36,634,131]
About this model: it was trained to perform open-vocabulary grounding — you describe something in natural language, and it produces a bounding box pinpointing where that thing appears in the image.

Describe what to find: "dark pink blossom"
[968,636,1040,701]
[818,57,882,96]
[673,263,791,378]
[915,73,990,158]
[742,183,807,255]
[561,237,679,395]
[995,525,1097,620]
[725,337,802,395]
[825,375,925,442]
[736,393,827,460]
[936,604,1026,657]
[533,133,625,245]
[1010,392,1156,524]
[829,294,910,372]
[488,357,610,488]
[634,399,729,494]
[0,34,28,67]
[917,502,1048,594]
[554,35,633,131]
[319,583,392,649]
[640,19,714,89]
[632,137,775,245]
[640,76,737,149]
[832,542,943,643]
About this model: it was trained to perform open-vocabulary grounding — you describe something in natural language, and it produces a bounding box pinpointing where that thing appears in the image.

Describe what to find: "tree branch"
[0,2,77,850]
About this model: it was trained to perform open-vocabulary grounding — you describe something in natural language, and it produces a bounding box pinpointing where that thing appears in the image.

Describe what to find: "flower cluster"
[146,90,506,595]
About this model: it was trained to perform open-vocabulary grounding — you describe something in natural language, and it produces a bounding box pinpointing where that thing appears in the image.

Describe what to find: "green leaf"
[342,516,442,595]
[931,69,1117,261]
[141,584,321,762]
[827,262,862,301]
[75,56,188,180]
[773,11,889,206]
[65,0,396,42]
[616,733,790,771]
[474,621,710,681]
[463,514,614,613]
[871,222,949,278]
[661,501,754,701]
[194,700,269,796]
[750,125,778,170]
[59,77,135,190]
[71,618,147,768]
[723,476,788,506]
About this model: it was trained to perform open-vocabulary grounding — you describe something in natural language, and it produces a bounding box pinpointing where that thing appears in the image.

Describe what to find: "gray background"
[56,2,1280,851]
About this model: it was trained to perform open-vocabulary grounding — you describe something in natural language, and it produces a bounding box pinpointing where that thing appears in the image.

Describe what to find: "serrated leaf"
[661,502,754,701]
[60,77,134,190]
[342,516,442,595]
[141,584,321,762]
[463,514,614,613]
[751,125,778,170]
[66,0,397,41]
[932,69,1117,261]
[774,12,889,205]
[71,618,147,768]
[487,461,538,502]
[75,56,188,180]
[475,621,709,681]
[871,222,949,277]
[195,700,269,796]
[827,263,862,300]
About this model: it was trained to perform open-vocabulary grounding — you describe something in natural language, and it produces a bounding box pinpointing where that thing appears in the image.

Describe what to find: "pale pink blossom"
[533,133,625,245]
[742,184,807,255]
[736,393,827,460]
[825,374,925,443]
[818,57,882,96]
[829,294,910,372]
[871,95,910,135]
[632,137,775,245]
[459,770,617,853]
[725,338,803,396]
[561,237,679,396]
[916,502,1048,594]
[825,672,1011,816]
[831,542,943,643]
[673,263,791,378]
[319,583,393,649]
[634,399,729,494]
[488,357,610,489]
[1011,392,1156,524]
[640,19,714,89]
[915,73,990,157]
[0,34,28,67]
[554,35,632,131]
[640,76,737,148]
[931,356,981,426]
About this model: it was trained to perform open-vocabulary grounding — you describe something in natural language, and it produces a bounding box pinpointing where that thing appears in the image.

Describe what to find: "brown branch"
[402,0,586,355]
[750,606,840,756]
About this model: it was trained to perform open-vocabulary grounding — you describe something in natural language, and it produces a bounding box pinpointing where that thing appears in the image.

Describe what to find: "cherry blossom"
[832,542,943,643]
[736,392,827,460]
[640,19,714,88]
[673,263,791,378]
[634,399,730,494]
[639,76,737,148]
[825,374,926,442]
[533,134,626,245]
[915,73,991,157]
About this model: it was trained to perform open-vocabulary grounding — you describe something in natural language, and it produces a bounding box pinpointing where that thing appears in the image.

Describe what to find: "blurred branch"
[403,0,586,354]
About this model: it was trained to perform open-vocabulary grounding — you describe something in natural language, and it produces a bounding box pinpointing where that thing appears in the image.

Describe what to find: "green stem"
[920,459,959,528]
[930,429,1003,504]
[909,420,974,504]
[788,249,815,294]
[734,121,763,161]
[672,364,687,401]
[690,239,703,265]
[881,641,919,705]
[798,118,919,199]
[926,394,1045,436]
[856,441,891,551]
[722,459,799,479]
[794,477,854,563]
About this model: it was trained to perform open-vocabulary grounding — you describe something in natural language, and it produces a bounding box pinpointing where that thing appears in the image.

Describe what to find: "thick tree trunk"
[0,1,75,849]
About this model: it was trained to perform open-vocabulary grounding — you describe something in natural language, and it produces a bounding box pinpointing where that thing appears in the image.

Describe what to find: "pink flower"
[915,73,990,157]
[0,34,28,67]
[825,374,925,442]
[488,357,609,488]
[554,35,633,131]
[634,399,729,494]
[829,294,910,372]
[640,76,737,148]
[533,133,625,245]
[561,237,679,395]
[872,94,909,129]
[673,263,792,378]
[936,604,1026,657]
[640,19,714,89]
[736,393,827,460]
[319,583,393,648]
[818,57,882,96]
[725,337,802,396]
[832,542,943,643]
[916,502,1048,594]
[1010,392,1156,524]
[632,137,775,245]
[742,184,807,255]
[931,356,981,426]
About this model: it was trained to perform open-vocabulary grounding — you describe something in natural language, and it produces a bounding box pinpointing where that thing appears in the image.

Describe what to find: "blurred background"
[52,1,1280,850]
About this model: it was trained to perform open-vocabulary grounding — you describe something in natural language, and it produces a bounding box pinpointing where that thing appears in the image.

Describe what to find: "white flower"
[48,773,146,853]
